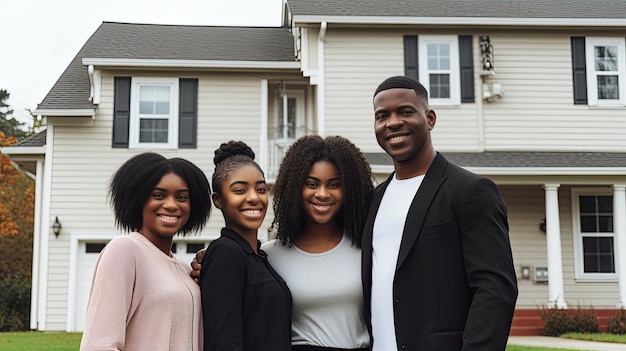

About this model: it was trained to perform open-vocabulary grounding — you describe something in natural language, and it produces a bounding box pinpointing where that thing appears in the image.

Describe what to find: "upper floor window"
[572,188,617,281]
[113,77,198,149]
[129,78,179,149]
[418,35,461,106]
[585,37,626,106]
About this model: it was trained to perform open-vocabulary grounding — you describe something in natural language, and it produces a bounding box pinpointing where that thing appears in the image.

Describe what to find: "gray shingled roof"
[13,130,46,147]
[38,22,296,110]
[287,0,626,19]
[365,151,626,168]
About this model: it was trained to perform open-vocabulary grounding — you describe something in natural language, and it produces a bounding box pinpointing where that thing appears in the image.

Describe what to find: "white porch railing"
[267,137,294,180]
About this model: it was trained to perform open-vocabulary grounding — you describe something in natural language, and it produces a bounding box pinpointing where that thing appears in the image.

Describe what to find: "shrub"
[540,306,573,336]
[539,305,599,336]
[0,273,31,331]
[569,307,599,333]
[607,309,626,334]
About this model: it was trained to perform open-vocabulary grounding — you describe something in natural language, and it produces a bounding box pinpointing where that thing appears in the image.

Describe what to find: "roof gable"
[38,22,296,111]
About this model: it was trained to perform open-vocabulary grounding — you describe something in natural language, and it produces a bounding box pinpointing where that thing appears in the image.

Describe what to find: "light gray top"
[262,235,369,348]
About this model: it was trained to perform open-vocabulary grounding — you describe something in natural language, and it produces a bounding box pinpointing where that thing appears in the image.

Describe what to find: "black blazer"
[361,153,518,351]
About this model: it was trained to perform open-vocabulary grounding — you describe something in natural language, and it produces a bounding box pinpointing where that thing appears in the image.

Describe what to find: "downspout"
[316,21,327,137]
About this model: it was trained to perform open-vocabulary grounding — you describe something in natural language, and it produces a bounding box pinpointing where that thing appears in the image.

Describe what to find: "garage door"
[74,241,108,332]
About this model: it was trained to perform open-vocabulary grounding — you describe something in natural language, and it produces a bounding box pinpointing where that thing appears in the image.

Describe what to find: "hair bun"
[213,140,255,166]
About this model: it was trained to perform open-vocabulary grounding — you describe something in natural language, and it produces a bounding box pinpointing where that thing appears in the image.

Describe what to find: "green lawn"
[0,331,587,351]
[0,332,82,351]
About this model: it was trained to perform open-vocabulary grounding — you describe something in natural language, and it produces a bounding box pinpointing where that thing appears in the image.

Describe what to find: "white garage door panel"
[74,241,108,332]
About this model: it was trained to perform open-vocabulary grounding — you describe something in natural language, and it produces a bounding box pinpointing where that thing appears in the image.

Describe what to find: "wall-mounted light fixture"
[521,265,531,280]
[539,217,546,233]
[52,216,62,238]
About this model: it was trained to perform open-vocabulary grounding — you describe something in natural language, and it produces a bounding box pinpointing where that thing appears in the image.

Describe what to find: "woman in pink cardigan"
[80,152,212,351]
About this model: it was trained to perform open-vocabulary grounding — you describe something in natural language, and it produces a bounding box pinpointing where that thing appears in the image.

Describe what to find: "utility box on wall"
[534,267,548,284]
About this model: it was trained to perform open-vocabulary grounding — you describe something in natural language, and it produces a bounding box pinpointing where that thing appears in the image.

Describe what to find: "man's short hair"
[374,75,429,100]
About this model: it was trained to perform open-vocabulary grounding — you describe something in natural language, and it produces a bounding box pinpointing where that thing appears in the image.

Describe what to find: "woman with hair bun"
[199,140,291,351]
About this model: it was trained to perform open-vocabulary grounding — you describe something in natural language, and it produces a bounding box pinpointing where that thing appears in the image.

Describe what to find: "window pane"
[139,118,169,143]
[139,85,171,115]
[597,76,619,100]
[594,45,618,71]
[598,196,613,212]
[429,74,450,99]
[579,195,613,232]
[187,243,206,254]
[580,215,597,232]
[155,86,171,114]
[583,237,615,273]
[598,215,614,232]
[139,86,155,114]
[427,43,450,70]
[287,98,296,138]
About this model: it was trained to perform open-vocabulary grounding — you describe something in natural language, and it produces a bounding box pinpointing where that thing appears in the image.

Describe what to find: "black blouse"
[200,227,292,351]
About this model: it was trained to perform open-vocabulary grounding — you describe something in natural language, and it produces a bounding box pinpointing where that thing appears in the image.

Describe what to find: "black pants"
[292,346,369,351]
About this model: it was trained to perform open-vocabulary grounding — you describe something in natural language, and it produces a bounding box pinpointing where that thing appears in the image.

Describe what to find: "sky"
[1,0,283,126]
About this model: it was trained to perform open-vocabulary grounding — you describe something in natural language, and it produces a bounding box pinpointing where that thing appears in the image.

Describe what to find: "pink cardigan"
[80,232,202,351]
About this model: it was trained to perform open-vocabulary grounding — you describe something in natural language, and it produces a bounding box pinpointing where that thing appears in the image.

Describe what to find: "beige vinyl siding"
[322,28,482,153]
[44,71,278,330]
[321,28,626,153]
[483,31,626,151]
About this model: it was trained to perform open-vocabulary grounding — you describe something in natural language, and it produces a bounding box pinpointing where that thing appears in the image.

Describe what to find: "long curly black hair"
[269,135,374,247]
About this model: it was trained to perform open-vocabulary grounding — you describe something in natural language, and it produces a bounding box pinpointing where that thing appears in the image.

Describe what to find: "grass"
[0,332,82,351]
[506,346,583,351]
[561,332,626,343]
[2,331,623,351]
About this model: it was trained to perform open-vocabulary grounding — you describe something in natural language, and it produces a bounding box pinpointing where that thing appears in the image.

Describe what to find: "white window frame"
[585,37,626,107]
[572,188,617,281]
[418,35,461,106]
[129,77,179,149]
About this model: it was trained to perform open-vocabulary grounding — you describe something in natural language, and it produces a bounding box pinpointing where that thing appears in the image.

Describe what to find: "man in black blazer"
[361,76,518,351]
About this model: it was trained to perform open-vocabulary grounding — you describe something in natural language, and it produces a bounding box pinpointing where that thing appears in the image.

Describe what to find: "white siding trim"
[292,16,626,27]
[39,126,55,330]
[317,21,327,136]
[30,159,44,329]
[82,58,301,70]
[260,79,269,174]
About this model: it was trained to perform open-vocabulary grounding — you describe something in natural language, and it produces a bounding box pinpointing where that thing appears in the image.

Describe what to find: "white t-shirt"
[262,235,369,348]
[371,174,424,351]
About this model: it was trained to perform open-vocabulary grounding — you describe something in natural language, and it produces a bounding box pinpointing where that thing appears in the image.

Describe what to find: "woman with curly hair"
[199,140,292,351]
[263,135,374,350]
[80,152,212,351]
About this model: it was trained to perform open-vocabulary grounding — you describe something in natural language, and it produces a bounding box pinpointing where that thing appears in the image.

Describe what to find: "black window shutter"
[571,37,588,105]
[178,78,198,148]
[112,77,131,148]
[403,35,418,80]
[459,35,475,103]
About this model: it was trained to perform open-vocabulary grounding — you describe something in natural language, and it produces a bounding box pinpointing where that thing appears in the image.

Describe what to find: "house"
[2,0,626,335]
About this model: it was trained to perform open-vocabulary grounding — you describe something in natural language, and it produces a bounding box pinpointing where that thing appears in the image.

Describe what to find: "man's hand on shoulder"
[190,248,206,283]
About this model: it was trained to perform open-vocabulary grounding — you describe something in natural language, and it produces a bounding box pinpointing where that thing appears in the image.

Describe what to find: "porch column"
[544,183,567,308]
[614,184,626,307]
